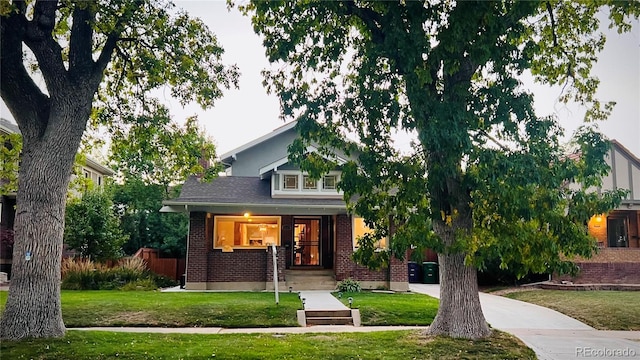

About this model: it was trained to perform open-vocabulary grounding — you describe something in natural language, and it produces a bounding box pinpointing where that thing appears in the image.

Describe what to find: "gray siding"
[230,129,299,176]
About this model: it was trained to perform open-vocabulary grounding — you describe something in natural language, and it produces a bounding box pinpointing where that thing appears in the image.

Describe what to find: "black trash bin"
[422,262,439,284]
[408,262,422,283]
[180,274,186,289]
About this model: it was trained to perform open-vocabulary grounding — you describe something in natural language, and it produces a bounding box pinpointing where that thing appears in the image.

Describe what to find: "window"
[283,175,298,190]
[214,215,281,251]
[303,175,317,190]
[97,176,102,186]
[353,217,387,251]
[323,175,337,190]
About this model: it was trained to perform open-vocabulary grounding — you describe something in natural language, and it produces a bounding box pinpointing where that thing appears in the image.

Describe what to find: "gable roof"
[218,121,297,165]
[162,176,347,215]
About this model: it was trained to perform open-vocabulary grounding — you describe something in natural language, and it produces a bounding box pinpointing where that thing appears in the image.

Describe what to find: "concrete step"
[306,316,353,325]
[287,281,337,291]
[305,309,353,326]
[285,270,336,291]
[306,310,352,317]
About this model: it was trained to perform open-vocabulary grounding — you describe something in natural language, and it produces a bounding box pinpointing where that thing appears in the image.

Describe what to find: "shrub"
[337,278,361,293]
[61,257,173,290]
[120,278,158,291]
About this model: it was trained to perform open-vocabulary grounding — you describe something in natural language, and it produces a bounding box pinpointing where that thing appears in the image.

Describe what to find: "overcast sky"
[1,1,638,156]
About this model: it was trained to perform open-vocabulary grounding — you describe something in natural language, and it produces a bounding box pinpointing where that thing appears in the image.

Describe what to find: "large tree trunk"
[0,103,90,340]
[426,214,491,339]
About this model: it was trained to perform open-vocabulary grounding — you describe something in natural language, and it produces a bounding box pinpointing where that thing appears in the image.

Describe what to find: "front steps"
[285,269,336,291]
[297,309,361,327]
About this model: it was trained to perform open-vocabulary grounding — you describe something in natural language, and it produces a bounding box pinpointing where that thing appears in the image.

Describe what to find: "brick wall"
[208,250,267,282]
[334,214,387,282]
[553,248,640,284]
[186,212,209,282]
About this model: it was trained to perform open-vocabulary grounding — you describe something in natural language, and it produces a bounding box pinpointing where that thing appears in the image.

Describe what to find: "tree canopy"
[245,0,637,338]
[0,0,237,340]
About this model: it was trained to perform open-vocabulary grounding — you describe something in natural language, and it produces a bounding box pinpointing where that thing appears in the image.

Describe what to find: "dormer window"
[303,175,317,190]
[283,175,299,190]
[323,175,337,190]
[271,170,343,198]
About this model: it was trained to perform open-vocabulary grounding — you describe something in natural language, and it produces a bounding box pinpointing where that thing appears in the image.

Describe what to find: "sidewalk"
[410,284,640,360]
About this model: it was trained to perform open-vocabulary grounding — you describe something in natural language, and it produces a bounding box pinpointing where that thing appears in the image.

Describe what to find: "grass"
[505,290,640,330]
[0,291,301,328]
[0,330,536,359]
[334,291,439,326]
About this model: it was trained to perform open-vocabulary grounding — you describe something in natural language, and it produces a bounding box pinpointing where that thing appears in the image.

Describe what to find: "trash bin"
[408,262,422,283]
[422,262,439,284]
[180,274,186,289]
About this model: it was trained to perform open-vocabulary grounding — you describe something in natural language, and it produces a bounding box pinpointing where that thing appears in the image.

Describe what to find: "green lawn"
[0,330,536,359]
[0,291,301,328]
[505,290,640,330]
[335,291,439,326]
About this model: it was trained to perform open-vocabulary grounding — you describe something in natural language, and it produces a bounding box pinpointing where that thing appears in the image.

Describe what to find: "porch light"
[244,212,250,218]
[595,215,603,222]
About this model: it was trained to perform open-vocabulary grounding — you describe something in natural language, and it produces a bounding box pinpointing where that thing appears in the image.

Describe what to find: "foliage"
[63,190,128,262]
[507,290,640,331]
[109,112,220,188]
[110,179,188,257]
[60,257,175,290]
[0,330,536,360]
[336,278,362,293]
[0,132,21,195]
[244,1,637,277]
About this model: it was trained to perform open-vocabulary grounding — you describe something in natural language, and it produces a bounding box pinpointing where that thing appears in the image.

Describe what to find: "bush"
[61,257,173,290]
[337,278,361,293]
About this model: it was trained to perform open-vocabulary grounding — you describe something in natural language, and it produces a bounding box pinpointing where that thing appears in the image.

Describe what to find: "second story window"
[323,175,337,190]
[284,174,298,190]
[303,175,317,190]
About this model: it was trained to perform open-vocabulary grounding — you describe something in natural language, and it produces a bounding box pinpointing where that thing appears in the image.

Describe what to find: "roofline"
[218,121,297,163]
[162,200,347,210]
[84,156,115,176]
[611,139,640,167]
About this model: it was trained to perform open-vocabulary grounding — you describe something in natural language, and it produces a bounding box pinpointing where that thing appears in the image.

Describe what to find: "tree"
[108,112,219,257]
[64,189,127,262]
[0,0,237,340]
[245,1,637,339]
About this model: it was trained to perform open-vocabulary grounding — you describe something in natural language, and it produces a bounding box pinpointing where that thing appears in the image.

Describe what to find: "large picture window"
[214,215,281,251]
[353,217,387,251]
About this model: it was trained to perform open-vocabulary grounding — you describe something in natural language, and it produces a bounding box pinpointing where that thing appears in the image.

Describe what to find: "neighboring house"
[555,140,640,284]
[0,117,115,276]
[162,121,409,291]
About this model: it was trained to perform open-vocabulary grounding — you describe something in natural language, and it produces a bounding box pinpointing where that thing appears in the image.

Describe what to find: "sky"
[1,1,639,156]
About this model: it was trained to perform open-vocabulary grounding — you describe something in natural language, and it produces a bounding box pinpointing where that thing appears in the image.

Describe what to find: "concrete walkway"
[410,284,640,360]
[298,290,349,310]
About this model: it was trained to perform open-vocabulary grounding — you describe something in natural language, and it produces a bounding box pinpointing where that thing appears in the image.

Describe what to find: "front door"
[293,218,321,266]
[607,217,628,247]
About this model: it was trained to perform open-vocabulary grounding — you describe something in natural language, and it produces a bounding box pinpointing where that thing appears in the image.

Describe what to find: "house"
[0,117,115,276]
[161,121,409,291]
[555,140,640,284]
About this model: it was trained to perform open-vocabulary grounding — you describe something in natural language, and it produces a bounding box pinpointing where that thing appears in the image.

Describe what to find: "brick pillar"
[335,214,353,281]
[186,212,209,290]
[389,250,409,291]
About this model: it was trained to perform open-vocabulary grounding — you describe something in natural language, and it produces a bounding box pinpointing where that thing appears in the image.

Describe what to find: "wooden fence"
[134,248,185,281]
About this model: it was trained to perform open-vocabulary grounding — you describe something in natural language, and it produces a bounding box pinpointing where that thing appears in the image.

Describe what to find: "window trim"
[271,170,342,198]
[213,215,281,250]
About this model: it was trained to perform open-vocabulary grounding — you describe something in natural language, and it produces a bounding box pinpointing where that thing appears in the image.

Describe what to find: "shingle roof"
[172,176,347,207]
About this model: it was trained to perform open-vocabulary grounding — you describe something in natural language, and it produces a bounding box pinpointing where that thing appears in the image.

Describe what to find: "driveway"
[410,284,640,360]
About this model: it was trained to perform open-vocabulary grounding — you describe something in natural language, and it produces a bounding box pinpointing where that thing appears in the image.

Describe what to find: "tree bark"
[0,95,91,340]
[426,214,491,339]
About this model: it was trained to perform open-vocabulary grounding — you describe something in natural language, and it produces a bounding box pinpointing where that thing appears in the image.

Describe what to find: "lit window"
[214,216,281,250]
[303,175,317,190]
[284,175,298,190]
[323,175,337,190]
[353,217,387,250]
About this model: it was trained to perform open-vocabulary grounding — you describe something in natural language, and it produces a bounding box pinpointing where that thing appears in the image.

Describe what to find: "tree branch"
[69,4,95,81]
[0,9,49,140]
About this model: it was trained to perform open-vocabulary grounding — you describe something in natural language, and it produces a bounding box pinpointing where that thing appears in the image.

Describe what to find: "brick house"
[555,140,640,284]
[162,121,408,291]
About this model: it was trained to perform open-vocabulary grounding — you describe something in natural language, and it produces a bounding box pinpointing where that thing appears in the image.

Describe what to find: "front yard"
[505,290,640,330]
